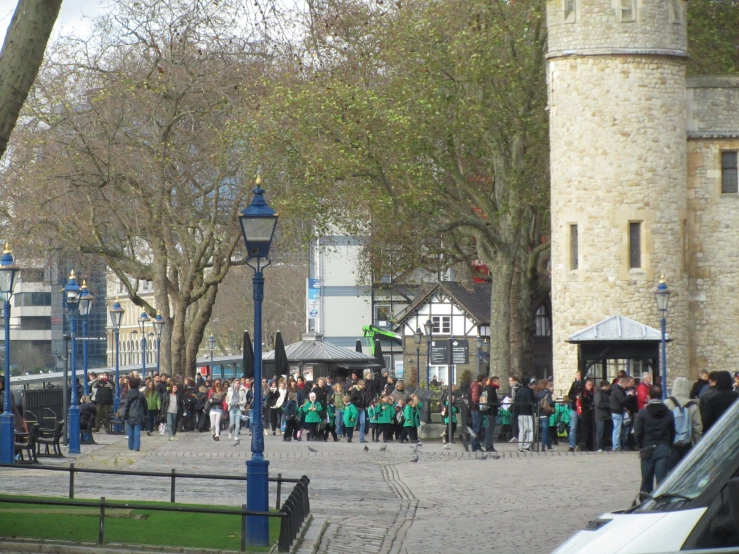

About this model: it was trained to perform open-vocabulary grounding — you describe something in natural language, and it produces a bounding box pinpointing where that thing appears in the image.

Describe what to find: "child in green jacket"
[441,400,458,444]
[378,395,394,443]
[343,396,358,443]
[368,400,380,442]
[402,398,420,442]
[302,392,323,441]
[323,402,338,442]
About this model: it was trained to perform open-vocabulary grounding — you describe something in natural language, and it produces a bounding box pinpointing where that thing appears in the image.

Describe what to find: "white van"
[553,399,739,554]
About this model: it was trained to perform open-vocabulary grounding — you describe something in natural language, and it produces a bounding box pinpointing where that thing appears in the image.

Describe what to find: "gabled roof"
[395,281,492,326]
[263,332,382,366]
[568,315,666,343]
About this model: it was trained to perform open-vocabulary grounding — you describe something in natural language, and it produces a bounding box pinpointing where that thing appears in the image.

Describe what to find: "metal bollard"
[170,468,176,503]
[69,463,75,499]
[241,504,247,553]
[98,497,105,544]
[276,473,282,510]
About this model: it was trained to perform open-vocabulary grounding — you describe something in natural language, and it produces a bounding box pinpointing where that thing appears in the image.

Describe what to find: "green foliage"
[688,0,739,75]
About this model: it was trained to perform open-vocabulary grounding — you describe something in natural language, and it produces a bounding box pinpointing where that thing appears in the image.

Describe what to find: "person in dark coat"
[610,375,628,451]
[700,370,739,432]
[634,385,675,495]
[567,372,584,452]
[594,380,611,452]
[579,379,596,451]
[513,378,536,452]
[123,377,146,451]
[482,376,500,452]
[690,369,710,399]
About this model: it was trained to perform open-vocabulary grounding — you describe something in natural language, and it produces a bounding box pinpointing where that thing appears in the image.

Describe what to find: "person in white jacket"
[226,380,248,442]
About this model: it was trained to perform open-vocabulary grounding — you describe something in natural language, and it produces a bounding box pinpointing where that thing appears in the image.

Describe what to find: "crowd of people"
[79,365,738,487]
[82,369,427,451]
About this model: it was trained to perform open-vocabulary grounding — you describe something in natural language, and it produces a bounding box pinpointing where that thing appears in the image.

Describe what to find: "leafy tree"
[2,0,275,378]
[258,0,550,381]
[687,0,739,75]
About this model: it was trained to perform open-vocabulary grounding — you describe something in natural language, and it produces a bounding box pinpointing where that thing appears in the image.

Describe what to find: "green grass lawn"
[0,494,279,552]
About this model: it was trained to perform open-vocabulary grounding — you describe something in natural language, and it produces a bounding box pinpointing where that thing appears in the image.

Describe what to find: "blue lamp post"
[413,328,423,387]
[79,282,94,396]
[0,244,19,465]
[65,271,82,454]
[476,333,483,375]
[109,299,125,423]
[137,311,150,378]
[424,319,433,389]
[152,313,164,376]
[655,275,671,400]
[239,176,278,547]
[209,333,218,380]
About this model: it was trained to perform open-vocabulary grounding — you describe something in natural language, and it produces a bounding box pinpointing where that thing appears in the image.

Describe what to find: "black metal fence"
[0,464,311,552]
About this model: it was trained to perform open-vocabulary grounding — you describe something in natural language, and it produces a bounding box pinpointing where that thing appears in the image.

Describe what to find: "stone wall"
[547,0,687,57]
[686,78,739,374]
[547,53,690,390]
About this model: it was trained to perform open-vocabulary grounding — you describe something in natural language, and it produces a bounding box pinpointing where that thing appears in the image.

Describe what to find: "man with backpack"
[634,385,675,496]
[664,376,702,470]
[469,374,486,452]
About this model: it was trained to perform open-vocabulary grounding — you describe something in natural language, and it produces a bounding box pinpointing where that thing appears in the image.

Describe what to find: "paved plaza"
[0,430,641,553]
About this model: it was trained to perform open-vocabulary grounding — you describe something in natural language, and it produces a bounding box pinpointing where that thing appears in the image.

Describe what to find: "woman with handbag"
[207,380,227,441]
[269,381,287,435]
[123,377,145,451]
[536,380,556,451]
[160,382,183,441]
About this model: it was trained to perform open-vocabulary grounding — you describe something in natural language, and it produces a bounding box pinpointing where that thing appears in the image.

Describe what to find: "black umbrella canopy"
[355,339,363,353]
[242,331,254,379]
[274,331,289,377]
[373,338,386,369]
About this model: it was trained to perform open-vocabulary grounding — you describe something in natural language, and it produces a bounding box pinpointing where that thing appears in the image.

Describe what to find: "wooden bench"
[36,421,64,457]
[15,424,40,464]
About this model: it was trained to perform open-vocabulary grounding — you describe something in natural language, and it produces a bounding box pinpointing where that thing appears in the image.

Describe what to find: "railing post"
[276,473,282,510]
[69,463,75,499]
[170,468,176,503]
[241,504,247,553]
[278,504,292,552]
[98,496,105,544]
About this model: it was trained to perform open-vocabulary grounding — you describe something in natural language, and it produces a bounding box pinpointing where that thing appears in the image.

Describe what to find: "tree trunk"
[183,284,220,380]
[0,0,63,158]
[488,256,515,385]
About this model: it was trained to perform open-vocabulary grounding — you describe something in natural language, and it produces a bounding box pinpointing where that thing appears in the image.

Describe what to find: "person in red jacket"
[636,372,652,411]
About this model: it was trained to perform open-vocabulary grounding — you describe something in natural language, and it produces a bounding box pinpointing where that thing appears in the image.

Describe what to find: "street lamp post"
[209,333,217,380]
[152,313,164,376]
[424,319,433,389]
[655,275,671,400]
[476,333,483,375]
[79,282,94,396]
[109,299,125,427]
[239,176,278,547]
[0,244,19,465]
[137,311,151,379]
[65,271,82,454]
[413,328,423,388]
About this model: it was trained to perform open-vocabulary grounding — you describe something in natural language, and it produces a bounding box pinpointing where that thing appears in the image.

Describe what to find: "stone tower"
[547,0,690,388]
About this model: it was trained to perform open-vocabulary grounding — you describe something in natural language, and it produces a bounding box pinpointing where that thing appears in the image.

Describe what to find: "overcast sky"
[0,0,108,45]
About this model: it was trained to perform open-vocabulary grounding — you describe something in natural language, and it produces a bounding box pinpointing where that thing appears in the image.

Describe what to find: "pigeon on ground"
[443,444,452,450]
[379,444,387,452]
[479,454,488,460]
[410,455,419,463]
[307,446,318,453]
[416,441,423,448]
[364,445,369,452]
[490,455,501,460]
[231,440,240,447]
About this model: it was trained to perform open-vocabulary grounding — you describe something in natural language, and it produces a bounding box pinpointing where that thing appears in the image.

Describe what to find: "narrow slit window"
[620,0,635,21]
[721,151,738,193]
[670,0,682,24]
[570,224,579,270]
[629,222,642,269]
[565,0,576,22]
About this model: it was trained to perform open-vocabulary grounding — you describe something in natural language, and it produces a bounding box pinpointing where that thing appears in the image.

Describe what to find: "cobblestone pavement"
[1,430,641,553]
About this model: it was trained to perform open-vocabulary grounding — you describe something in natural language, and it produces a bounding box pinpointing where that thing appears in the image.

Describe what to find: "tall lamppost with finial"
[239,175,278,547]
[0,244,19,464]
